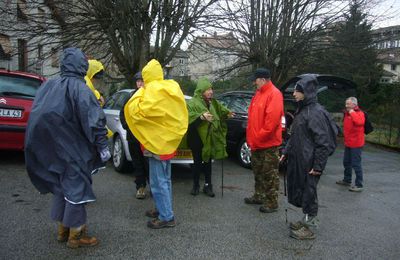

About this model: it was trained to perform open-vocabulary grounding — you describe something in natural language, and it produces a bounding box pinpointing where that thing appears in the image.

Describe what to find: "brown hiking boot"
[147,218,176,229]
[244,196,263,205]
[57,223,69,242]
[67,225,99,249]
[145,209,159,218]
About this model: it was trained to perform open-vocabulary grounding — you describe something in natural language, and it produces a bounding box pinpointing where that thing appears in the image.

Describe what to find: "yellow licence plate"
[174,149,193,159]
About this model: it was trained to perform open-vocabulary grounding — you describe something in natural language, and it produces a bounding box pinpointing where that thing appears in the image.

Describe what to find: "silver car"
[103,89,193,172]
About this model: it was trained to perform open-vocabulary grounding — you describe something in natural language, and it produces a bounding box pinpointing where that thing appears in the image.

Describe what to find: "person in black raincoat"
[119,72,149,199]
[281,74,338,240]
[25,47,110,249]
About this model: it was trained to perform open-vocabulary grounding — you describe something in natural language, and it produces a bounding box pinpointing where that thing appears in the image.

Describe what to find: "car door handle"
[114,117,120,121]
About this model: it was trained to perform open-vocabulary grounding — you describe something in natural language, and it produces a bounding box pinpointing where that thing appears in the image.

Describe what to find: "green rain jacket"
[187,78,230,161]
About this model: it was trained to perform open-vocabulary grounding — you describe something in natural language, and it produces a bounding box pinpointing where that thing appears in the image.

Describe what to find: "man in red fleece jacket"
[336,97,365,192]
[244,68,284,213]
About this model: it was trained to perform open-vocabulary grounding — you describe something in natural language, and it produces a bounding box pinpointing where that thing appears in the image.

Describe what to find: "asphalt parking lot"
[0,143,399,259]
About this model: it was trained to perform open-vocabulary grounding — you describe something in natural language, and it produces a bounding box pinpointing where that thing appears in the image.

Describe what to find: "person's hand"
[100,148,111,162]
[228,112,235,118]
[309,169,322,176]
[99,96,105,107]
[200,112,213,122]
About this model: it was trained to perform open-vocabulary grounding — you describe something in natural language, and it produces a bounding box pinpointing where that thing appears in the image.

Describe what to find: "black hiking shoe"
[203,183,215,197]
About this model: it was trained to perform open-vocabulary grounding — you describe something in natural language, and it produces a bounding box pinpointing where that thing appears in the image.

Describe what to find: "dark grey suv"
[216,74,357,168]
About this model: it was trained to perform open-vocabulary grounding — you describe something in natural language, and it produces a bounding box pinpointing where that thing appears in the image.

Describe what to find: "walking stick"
[221,159,224,197]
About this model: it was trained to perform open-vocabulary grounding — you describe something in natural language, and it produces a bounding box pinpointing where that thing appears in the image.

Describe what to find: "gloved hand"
[100,148,111,162]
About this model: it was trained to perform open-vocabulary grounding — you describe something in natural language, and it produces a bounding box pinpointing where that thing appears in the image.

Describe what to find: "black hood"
[295,74,318,107]
[60,47,88,79]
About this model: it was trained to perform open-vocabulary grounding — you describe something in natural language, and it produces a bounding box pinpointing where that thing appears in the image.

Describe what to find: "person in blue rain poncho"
[25,47,110,249]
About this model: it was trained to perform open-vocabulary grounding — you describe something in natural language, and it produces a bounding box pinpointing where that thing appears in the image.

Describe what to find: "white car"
[103,89,193,172]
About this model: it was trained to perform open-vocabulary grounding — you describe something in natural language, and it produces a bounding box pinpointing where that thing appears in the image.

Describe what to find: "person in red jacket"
[336,97,365,192]
[244,68,284,213]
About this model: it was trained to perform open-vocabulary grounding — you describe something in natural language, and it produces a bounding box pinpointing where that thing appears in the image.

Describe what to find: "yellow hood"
[84,59,104,99]
[124,59,188,155]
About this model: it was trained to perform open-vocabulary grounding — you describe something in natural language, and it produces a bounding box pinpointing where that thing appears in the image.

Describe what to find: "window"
[37,44,43,60]
[103,93,120,109]
[229,96,251,113]
[113,92,131,111]
[391,64,397,71]
[179,59,184,64]
[51,48,59,68]
[18,39,27,71]
[17,0,28,22]
[0,34,12,60]
[217,95,232,107]
[0,74,42,97]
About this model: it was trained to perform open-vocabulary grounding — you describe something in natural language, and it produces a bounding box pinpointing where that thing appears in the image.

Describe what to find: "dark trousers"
[302,175,320,217]
[50,189,86,228]
[135,174,147,189]
[343,146,363,187]
[191,148,212,187]
[128,138,149,190]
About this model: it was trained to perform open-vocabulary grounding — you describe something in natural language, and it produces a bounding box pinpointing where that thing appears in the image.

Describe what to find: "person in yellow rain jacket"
[85,59,105,106]
[125,59,188,229]
[84,59,112,138]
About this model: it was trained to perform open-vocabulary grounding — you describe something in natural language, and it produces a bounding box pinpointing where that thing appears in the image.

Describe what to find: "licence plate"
[0,108,23,118]
[174,149,193,159]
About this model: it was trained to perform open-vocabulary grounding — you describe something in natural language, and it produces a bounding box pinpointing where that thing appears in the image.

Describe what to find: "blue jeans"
[149,158,174,221]
[343,147,363,187]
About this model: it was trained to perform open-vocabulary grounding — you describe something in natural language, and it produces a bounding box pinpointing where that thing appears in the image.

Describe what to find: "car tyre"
[237,138,251,169]
[112,135,132,173]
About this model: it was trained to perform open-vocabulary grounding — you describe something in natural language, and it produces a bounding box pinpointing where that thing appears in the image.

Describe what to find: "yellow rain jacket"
[124,59,188,155]
[84,59,103,100]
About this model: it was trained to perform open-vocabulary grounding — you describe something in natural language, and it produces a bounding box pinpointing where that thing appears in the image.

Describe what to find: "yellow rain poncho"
[84,59,103,100]
[124,59,188,155]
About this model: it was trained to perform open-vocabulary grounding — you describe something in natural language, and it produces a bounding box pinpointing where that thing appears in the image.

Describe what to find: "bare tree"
[0,0,218,83]
[210,0,347,85]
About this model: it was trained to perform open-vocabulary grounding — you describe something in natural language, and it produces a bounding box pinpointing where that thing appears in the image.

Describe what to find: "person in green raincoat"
[187,78,234,197]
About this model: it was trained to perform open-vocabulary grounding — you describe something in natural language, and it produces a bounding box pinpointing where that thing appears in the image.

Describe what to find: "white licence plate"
[0,108,23,118]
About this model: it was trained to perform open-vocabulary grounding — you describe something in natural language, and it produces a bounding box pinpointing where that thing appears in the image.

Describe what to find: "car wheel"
[112,135,132,173]
[237,138,251,169]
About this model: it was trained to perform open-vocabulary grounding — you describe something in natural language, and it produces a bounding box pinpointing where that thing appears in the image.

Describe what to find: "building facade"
[165,49,189,79]
[372,25,400,83]
[188,32,244,81]
[0,0,60,77]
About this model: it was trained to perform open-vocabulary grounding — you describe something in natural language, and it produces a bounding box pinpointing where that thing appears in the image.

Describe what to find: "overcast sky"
[371,0,400,28]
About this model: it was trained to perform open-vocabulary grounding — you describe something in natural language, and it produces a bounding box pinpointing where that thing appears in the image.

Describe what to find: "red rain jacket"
[246,81,284,150]
[343,106,365,148]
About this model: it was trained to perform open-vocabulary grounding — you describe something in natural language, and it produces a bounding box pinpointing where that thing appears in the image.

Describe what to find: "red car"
[0,69,45,150]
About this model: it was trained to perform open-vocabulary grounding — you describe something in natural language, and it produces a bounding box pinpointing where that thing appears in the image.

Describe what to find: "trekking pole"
[221,159,224,197]
[283,169,287,223]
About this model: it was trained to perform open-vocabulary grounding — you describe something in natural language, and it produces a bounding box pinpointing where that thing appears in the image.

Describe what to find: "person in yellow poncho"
[84,59,113,138]
[85,59,105,106]
[125,59,188,229]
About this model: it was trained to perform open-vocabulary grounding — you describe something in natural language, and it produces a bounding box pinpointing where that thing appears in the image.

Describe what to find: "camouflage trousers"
[251,147,280,209]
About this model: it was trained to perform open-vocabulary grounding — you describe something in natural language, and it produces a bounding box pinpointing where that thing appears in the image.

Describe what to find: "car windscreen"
[0,74,42,98]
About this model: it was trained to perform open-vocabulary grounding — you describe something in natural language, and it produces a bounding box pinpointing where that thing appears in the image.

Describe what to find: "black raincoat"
[25,48,108,204]
[285,75,338,208]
